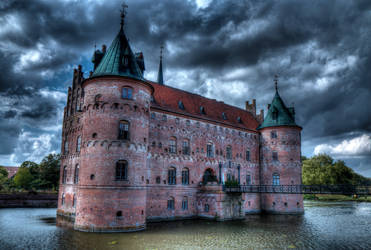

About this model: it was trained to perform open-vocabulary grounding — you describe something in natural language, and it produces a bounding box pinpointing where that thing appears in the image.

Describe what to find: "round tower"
[71,13,153,232]
[258,78,303,214]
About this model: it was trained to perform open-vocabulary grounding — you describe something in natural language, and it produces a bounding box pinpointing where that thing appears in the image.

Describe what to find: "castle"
[57,9,303,232]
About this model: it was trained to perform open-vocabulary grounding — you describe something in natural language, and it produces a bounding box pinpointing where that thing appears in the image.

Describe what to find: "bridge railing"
[223,185,371,195]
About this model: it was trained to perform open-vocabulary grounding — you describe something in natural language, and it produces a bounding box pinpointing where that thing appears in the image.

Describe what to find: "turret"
[58,4,153,232]
[258,76,303,214]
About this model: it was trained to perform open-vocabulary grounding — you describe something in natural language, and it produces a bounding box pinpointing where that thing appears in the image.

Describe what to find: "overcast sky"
[0,0,370,176]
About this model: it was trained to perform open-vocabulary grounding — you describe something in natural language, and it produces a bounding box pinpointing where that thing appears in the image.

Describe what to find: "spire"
[258,75,298,129]
[157,45,164,85]
[91,2,144,80]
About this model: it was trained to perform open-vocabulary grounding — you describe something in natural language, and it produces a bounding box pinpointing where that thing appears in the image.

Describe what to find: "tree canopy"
[302,154,371,185]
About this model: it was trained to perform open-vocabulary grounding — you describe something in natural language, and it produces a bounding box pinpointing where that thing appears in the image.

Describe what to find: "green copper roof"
[92,27,143,80]
[258,90,298,129]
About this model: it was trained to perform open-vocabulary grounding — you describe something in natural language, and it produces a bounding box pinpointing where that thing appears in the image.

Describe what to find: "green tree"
[38,154,60,190]
[0,166,8,190]
[13,166,34,190]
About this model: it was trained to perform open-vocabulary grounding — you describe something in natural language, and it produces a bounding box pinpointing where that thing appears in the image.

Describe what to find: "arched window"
[116,160,128,180]
[206,142,214,158]
[64,137,68,155]
[122,87,133,99]
[76,136,81,152]
[226,146,232,159]
[118,120,130,140]
[182,139,190,155]
[62,166,67,184]
[61,193,65,205]
[94,94,102,103]
[271,131,277,139]
[246,174,251,185]
[74,164,79,184]
[167,197,175,210]
[273,173,280,185]
[73,194,76,208]
[182,197,188,210]
[182,168,189,185]
[169,137,177,154]
[168,167,176,185]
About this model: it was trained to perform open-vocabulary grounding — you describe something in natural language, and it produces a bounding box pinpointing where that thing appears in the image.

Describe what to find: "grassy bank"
[304,194,371,202]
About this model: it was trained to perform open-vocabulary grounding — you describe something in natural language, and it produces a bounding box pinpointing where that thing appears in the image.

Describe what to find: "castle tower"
[58,6,153,232]
[258,77,303,214]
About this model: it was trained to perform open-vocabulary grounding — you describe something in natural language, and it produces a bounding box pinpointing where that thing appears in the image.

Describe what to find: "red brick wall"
[260,126,304,214]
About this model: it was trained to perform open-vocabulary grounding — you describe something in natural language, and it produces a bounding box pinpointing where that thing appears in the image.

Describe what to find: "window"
[272,108,278,120]
[182,168,189,185]
[206,143,214,157]
[94,94,102,103]
[226,146,232,159]
[222,112,227,120]
[162,115,167,121]
[61,193,65,205]
[116,211,123,218]
[182,197,188,210]
[64,137,68,154]
[73,194,76,208]
[246,150,250,161]
[118,120,130,140]
[74,165,79,184]
[156,176,161,184]
[271,131,277,139]
[62,166,67,184]
[122,87,133,99]
[92,133,97,139]
[200,106,206,115]
[273,173,280,185]
[116,160,128,180]
[175,118,180,124]
[186,120,190,126]
[178,100,185,110]
[167,197,175,210]
[151,113,156,119]
[168,167,176,185]
[204,204,209,212]
[246,174,251,185]
[272,151,278,161]
[237,117,242,123]
[158,142,162,148]
[152,141,156,147]
[169,137,177,154]
[76,136,81,152]
[182,139,190,155]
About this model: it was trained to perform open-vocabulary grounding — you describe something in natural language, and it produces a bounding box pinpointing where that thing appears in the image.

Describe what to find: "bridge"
[223,185,371,195]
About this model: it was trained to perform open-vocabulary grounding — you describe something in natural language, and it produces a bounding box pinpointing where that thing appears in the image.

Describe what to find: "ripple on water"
[1,202,371,249]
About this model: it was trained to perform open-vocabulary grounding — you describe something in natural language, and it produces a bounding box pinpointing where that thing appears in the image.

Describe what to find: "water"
[1,201,371,249]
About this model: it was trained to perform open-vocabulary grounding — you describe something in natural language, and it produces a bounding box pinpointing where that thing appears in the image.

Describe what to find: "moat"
[1,201,371,249]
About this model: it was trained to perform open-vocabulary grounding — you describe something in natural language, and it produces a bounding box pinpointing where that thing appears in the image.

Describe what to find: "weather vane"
[120,2,128,27]
[274,74,279,91]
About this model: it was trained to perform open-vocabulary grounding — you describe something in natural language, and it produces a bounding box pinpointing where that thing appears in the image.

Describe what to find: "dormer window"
[222,112,227,120]
[178,100,185,110]
[272,107,278,120]
[200,106,206,115]
[237,117,242,123]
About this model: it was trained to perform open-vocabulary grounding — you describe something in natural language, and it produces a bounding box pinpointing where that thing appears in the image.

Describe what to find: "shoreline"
[304,194,371,202]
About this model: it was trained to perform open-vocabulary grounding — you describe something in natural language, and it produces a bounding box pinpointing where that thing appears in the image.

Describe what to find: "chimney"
[245,99,256,116]
[268,104,271,110]
[102,44,106,53]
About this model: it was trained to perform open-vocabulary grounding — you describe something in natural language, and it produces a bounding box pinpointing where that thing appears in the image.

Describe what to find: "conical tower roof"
[92,25,143,80]
[258,87,298,130]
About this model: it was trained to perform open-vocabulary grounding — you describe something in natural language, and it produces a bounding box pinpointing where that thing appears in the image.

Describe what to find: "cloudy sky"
[0,0,370,176]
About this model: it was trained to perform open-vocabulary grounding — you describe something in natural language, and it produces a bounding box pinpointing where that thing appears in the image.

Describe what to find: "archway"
[202,168,217,184]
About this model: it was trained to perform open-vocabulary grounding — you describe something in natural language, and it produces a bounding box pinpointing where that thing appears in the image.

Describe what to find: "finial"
[274,74,279,92]
[160,45,164,59]
[120,2,128,28]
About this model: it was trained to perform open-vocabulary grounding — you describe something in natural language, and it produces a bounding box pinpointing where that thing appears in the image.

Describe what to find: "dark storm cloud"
[0,0,370,174]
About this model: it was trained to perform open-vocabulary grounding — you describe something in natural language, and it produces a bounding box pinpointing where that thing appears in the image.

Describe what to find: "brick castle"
[57,9,303,232]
